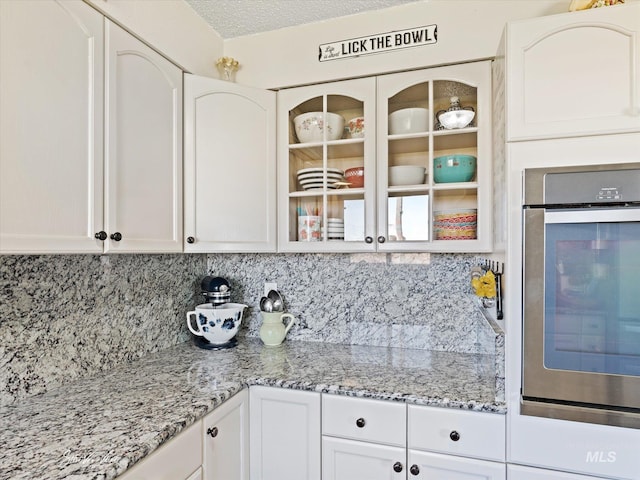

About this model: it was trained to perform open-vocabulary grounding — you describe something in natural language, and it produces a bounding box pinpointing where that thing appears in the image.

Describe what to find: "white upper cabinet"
[184,74,276,252]
[0,0,104,253]
[505,3,640,141]
[277,61,492,253]
[0,0,183,254]
[377,61,492,253]
[104,20,183,253]
[277,77,377,253]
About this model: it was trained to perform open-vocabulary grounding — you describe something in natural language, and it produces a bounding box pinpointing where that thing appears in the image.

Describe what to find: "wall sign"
[319,25,437,62]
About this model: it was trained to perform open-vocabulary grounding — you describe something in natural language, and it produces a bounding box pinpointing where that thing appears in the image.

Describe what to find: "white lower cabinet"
[117,391,248,480]
[202,389,249,480]
[323,436,406,480]
[507,464,610,480]
[321,396,506,480]
[322,395,408,480]
[408,405,506,462]
[117,420,202,480]
[249,386,321,480]
[409,451,505,480]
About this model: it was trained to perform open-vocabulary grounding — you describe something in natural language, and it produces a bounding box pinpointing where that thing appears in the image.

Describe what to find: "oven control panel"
[544,169,640,205]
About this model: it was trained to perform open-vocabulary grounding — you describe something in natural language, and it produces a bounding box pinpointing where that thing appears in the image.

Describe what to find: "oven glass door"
[544,209,640,377]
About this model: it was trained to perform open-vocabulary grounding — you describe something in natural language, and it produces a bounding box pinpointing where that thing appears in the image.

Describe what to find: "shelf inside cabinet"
[388,135,429,156]
[432,182,478,190]
[289,139,364,160]
[433,131,477,153]
[387,184,430,194]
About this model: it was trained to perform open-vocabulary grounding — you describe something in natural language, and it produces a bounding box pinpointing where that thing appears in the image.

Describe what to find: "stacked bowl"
[297,167,345,190]
[433,209,477,240]
[323,218,344,240]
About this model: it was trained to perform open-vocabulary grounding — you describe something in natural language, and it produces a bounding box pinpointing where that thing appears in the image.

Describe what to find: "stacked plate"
[297,167,345,191]
[323,218,345,240]
[433,209,477,240]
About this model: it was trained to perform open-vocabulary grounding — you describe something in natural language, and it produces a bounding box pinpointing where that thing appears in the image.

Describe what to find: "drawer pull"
[355,417,366,428]
[207,426,219,438]
[449,430,460,441]
[94,231,107,241]
[393,461,403,473]
[410,464,420,476]
[110,232,122,242]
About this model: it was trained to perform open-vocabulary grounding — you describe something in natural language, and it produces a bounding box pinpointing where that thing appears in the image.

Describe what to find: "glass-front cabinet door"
[376,61,492,252]
[277,77,376,252]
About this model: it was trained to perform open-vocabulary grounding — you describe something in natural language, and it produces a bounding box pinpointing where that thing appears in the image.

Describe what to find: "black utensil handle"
[495,273,503,320]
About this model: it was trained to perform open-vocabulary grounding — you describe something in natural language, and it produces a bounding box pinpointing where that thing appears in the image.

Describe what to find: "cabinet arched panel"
[506,4,640,140]
[105,20,183,253]
[0,0,104,253]
[184,74,276,252]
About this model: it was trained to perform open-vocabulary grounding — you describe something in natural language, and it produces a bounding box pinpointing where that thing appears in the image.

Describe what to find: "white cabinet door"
[202,390,249,480]
[104,20,182,253]
[250,386,321,480]
[376,61,493,253]
[507,464,611,480]
[506,3,640,141]
[323,436,406,480]
[117,420,202,480]
[276,77,377,253]
[409,450,505,480]
[184,73,276,252]
[0,0,104,253]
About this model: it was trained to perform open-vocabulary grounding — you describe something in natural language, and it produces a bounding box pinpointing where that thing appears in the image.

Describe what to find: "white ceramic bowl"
[293,112,345,143]
[186,303,247,345]
[389,165,426,186]
[438,109,475,129]
[388,108,429,135]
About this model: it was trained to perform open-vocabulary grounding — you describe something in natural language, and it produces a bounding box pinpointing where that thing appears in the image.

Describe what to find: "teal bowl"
[433,155,476,183]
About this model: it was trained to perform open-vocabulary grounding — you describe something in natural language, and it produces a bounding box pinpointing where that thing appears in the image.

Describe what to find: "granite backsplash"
[1,252,500,407]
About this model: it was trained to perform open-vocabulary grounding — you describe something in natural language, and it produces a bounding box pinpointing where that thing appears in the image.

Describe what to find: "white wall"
[85,0,222,77]
[225,0,567,89]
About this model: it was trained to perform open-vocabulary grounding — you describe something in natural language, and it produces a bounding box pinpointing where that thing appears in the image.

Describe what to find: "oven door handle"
[544,208,640,224]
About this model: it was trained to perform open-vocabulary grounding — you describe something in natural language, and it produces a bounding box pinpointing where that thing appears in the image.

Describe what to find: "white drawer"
[322,395,406,447]
[408,405,505,461]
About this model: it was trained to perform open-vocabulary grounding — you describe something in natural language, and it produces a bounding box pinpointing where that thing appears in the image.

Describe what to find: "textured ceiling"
[184,0,422,39]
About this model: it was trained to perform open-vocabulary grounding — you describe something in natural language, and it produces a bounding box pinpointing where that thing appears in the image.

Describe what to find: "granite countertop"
[0,338,505,480]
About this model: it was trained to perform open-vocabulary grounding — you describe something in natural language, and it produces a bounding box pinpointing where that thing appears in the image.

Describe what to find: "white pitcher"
[259,312,296,347]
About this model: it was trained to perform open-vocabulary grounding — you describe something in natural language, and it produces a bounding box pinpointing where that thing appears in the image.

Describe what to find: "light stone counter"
[0,338,505,480]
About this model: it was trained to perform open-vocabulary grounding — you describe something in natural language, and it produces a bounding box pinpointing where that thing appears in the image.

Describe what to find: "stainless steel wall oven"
[522,163,640,429]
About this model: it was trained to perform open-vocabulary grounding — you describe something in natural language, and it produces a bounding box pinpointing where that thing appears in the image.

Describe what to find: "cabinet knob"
[207,426,218,438]
[410,464,420,476]
[110,232,122,242]
[94,231,107,241]
[449,430,461,442]
[187,236,195,244]
[377,236,386,243]
[355,417,366,428]
[365,236,373,244]
[393,462,403,473]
